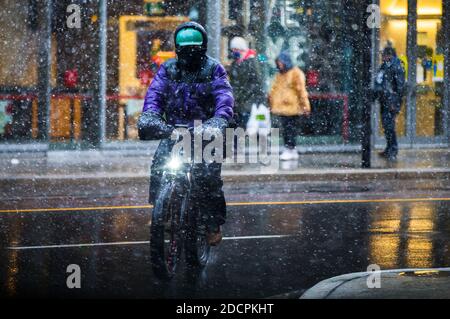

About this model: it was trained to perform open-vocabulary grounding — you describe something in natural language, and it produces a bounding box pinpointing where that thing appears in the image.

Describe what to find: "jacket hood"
[276,51,294,71]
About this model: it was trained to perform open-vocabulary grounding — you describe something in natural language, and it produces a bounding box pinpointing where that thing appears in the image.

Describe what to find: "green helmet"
[175,28,204,47]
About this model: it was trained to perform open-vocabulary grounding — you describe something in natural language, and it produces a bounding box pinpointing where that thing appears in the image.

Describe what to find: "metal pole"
[406,0,417,145]
[249,0,266,53]
[37,0,52,141]
[206,0,221,59]
[94,0,107,146]
[362,0,379,168]
[443,0,450,144]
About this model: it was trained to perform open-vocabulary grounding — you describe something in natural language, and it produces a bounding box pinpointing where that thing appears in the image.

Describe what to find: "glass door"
[414,0,445,143]
[376,0,448,147]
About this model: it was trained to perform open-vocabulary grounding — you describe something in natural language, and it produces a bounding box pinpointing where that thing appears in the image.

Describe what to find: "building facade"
[0,0,448,151]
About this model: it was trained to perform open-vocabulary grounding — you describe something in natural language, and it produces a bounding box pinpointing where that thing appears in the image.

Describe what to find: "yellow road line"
[0,205,153,214]
[227,197,450,206]
[1,197,450,214]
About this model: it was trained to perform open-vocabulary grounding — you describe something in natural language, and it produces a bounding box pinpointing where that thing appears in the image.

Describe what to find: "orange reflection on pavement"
[406,203,434,268]
[368,202,436,270]
[369,203,402,269]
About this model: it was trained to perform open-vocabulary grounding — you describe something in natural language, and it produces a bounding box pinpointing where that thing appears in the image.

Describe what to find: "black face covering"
[176,46,206,71]
[276,62,284,73]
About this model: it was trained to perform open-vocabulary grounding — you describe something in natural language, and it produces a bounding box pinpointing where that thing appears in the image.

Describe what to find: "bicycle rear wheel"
[184,208,211,268]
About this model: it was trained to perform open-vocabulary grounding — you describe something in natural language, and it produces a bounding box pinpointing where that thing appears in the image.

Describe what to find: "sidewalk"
[300,268,450,299]
[1,148,450,182]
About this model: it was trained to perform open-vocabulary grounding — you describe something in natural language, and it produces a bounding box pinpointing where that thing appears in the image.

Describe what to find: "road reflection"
[368,202,443,270]
[1,199,450,298]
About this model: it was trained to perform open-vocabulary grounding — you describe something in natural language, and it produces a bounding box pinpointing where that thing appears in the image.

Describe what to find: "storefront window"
[416,0,443,137]
[266,0,351,145]
[380,0,445,140]
[0,2,40,143]
[1,1,447,148]
[0,1,199,145]
[112,15,185,141]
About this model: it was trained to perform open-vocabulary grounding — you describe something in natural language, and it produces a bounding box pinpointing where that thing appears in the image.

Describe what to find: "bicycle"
[150,125,211,280]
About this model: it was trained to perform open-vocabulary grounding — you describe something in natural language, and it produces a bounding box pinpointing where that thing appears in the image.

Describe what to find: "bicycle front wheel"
[150,181,184,280]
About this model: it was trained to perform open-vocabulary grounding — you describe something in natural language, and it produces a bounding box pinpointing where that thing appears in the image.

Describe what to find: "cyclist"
[138,22,234,246]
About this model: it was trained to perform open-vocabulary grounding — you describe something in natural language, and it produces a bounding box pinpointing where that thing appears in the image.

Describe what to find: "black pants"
[235,111,250,129]
[280,116,298,149]
[380,105,398,157]
[149,139,226,228]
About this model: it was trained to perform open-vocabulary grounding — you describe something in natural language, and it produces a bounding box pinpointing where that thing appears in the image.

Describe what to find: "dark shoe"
[378,151,387,158]
[206,227,222,246]
[386,154,397,162]
[379,150,397,161]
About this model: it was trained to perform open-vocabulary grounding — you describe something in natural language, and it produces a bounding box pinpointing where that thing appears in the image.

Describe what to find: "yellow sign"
[118,15,187,99]
[398,54,408,80]
[433,54,444,82]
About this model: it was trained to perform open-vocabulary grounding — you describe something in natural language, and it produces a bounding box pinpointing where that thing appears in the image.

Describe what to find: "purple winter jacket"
[142,57,234,127]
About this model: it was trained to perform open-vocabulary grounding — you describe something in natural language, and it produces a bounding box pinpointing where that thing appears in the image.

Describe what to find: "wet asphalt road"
[1,178,450,298]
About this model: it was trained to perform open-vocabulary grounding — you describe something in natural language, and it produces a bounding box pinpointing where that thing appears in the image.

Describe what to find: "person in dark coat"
[374,46,406,161]
[138,22,234,245]
[228,37,265,129]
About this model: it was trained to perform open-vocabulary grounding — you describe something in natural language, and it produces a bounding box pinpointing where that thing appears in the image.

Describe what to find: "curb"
[300,268,450,299]
[2,168,450,184]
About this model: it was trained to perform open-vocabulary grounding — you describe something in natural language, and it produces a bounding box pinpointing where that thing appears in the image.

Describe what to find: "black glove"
[200,116,229,137]
[138,111,174,140]
[204,116,228,132]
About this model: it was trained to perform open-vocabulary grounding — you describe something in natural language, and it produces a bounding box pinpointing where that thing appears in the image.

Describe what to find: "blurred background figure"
[228,36,265,129]
[374,45,405,161]
[269,51,310,161]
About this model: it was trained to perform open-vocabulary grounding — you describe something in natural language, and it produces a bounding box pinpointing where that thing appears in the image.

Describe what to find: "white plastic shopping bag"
[246,103,271,136]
